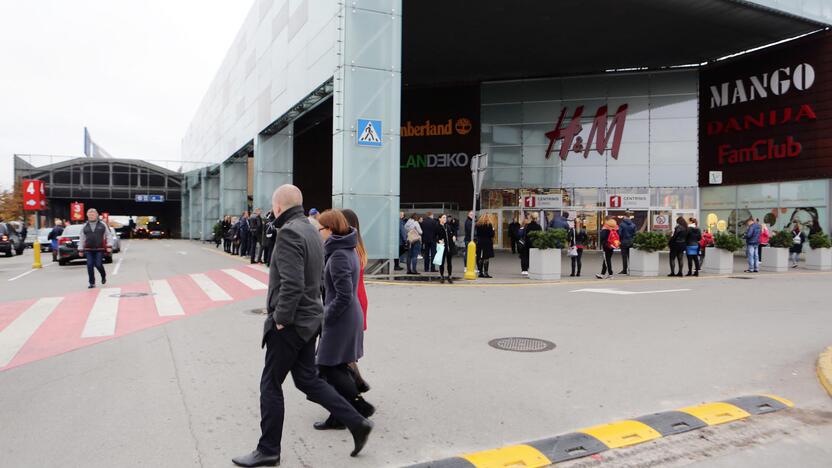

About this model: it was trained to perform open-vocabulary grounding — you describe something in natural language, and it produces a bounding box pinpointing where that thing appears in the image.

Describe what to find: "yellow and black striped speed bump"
[406,394,793,468]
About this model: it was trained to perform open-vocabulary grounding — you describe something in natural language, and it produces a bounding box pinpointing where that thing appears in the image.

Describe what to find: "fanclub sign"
[70,202,85,222]
[22,179,46,211]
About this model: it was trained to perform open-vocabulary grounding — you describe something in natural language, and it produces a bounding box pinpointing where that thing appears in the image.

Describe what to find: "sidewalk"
[380,249,815,284]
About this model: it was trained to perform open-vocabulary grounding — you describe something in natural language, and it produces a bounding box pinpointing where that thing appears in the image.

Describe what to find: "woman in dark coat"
[568,219,588,277]
[475,215,495,278]
[685,218,702,276]
[314,209,374,430]
[789,221,807,268]
[434,214,457,283]
[520,213,542,275]
[668,217,688,277]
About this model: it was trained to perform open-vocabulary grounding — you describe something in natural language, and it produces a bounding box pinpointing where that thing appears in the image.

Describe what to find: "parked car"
[25,229,38,248]
[109,226,121,253]
[0,223,25,257]
[37,228,52,252]
[57,224,113,266]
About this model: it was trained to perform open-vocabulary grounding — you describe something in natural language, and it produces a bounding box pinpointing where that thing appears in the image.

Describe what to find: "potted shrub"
[630,231,666,277]
[806,232,832,271]
[704,233,742,274]
[761,230,793,272]
[528,228,567,280]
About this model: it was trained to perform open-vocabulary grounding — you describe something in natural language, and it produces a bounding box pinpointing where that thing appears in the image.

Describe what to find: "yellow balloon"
[707,213,718,226]
[717,220,727,232]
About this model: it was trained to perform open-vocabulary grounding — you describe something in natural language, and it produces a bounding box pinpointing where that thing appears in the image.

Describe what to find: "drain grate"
[110,292,153,298]
[246,308,268,316]
[488,337,556,353]
[728,276,753,280]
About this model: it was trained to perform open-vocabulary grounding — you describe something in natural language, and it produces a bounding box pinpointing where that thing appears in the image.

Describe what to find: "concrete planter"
[529,248,561,281]
[761,247,789,272]
[806,248,832,271]
[630,249,659,277]
[703,248,734,274]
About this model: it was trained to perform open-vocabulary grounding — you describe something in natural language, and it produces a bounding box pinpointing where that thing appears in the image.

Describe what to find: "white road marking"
[189,273,232,301]
[7,262,53,282]
[150,280,185,316]
[247,264,269,274]
[0,297,63,367]
[221,269,267,290]
[570,288,691,295]
[81,288,122,338]
[176,251,187,255]
[113,243,130,275]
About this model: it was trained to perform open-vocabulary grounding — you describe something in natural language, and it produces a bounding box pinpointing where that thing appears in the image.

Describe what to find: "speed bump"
[403,394,793,468]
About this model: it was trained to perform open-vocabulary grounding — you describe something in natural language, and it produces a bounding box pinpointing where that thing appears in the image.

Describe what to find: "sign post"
[22,179,46,269]
[465,154,487,280]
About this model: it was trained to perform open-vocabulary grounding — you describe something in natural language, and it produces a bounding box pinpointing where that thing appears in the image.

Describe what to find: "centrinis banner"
[699,31,832,186]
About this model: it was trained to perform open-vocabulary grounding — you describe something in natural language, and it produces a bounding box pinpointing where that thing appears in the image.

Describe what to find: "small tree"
[0,184,24,222]
[632,231,668,252]
[768,230,794,248]
[528,228,568,249]
[714,233,744,252]
[809,232,832,249]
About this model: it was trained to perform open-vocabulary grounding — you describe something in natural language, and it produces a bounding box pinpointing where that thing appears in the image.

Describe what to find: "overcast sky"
[0,0,253,190]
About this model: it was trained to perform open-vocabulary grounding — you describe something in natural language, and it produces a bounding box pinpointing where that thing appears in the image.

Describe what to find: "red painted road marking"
[0,267,267,372]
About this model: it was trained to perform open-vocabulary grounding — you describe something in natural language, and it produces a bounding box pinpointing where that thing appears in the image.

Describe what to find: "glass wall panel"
[737,184,778,208]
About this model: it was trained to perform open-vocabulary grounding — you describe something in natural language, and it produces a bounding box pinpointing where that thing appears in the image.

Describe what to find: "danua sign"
[545,104,628,160]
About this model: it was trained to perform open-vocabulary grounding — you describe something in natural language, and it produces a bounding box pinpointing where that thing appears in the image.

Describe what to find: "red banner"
[22,179,46,211]
[70,202,85,222]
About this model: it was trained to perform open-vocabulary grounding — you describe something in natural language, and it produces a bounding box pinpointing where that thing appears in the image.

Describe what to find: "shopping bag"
[433,243,446,266]
[686,245,700,256]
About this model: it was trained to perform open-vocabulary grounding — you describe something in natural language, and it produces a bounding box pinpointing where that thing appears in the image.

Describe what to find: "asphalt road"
[1,241,830,467]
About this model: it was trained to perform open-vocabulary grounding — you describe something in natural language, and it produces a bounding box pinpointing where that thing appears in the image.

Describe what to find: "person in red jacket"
[699,229,714,265]
[342,210,371,396]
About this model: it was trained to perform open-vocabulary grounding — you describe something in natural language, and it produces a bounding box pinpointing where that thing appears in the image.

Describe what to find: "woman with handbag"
[475,215,495,278]
[790,221,806,268]
[568,219,588,277]
[313,209,374,431]
[667,217,688,277]
[434,214,457,283]
[342,209,372,394]
[685,218,702,276]
[404,214,423,274]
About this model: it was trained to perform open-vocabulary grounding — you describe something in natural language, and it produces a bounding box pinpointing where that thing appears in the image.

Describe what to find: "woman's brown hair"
[342,209,368,268]
[318,209,350,236]
[476,214,491,226]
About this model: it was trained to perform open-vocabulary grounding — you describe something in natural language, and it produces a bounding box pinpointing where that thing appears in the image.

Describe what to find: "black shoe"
[88,284,95,289]
[667,273,676,277]
[313,416,346,431]
[685,272,692,276]
[694,271,699,276]
[447,277,453,284]
[618,271,628,275]
[394,266,404,271]
[102,276,107,285]
[440,277,445,284]
[350,419,374,457]
[232,450,280,467]
[354,396,376,418]
[676,273,683,277]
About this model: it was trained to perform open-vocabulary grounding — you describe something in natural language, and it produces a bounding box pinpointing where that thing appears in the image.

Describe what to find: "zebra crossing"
[0,265,270,372]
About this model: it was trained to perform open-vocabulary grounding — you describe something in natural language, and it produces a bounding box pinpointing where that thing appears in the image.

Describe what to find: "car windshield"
[62,225,84,236]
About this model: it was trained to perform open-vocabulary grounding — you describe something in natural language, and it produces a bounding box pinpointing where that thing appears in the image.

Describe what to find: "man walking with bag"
[232,185,372,467]
[77,208,113,289]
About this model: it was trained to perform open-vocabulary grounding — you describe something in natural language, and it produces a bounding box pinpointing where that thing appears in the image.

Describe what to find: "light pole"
[464,153,487,280]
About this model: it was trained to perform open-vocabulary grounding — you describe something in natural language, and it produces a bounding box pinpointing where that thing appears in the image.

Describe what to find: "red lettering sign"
[609,196,622,208]
[70,202,85,221]
[545,104,628,160]
[22,179,45,211]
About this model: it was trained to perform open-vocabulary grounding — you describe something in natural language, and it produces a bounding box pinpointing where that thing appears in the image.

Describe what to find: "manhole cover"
[246,308,268,315]
[728,276,753,280]
[488,337,556,353]
[110,292,153,298]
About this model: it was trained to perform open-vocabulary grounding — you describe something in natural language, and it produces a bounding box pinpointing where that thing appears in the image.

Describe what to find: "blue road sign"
[136,194,165,203]
[356,119,383,147]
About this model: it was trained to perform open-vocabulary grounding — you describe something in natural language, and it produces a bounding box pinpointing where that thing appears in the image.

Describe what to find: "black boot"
[314,415,346,431]
[354,396,376,418]
[347,362,370,394]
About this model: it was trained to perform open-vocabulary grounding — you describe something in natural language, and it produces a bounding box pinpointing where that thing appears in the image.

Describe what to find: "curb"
[405,395,793,468]
[818,346,832,398]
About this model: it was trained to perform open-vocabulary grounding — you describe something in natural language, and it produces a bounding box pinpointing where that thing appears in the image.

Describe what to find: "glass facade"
[701,180,830,236]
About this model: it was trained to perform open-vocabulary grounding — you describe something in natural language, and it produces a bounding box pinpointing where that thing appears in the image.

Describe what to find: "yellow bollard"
[32,240,43,269]
[464,241,477,280]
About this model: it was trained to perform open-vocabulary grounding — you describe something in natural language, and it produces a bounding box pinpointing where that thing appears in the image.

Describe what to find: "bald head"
[272,184,303,216]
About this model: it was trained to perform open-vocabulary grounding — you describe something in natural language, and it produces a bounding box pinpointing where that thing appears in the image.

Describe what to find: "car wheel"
[16,249,24,256]
[4,250,11,257]
[58,259,67,266]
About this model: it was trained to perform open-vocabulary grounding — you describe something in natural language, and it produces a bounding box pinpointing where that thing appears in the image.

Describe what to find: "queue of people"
[216,209,278,266]
[401,211,470,282]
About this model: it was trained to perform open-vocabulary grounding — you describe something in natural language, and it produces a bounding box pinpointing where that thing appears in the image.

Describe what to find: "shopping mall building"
[180,1,832,259]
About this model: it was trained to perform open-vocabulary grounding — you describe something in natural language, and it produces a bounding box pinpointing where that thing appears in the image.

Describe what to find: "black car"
[57,224,113,266]
[0,222,25,257]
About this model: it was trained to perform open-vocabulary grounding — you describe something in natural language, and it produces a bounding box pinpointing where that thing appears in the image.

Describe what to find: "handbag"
[407,229,421,244]
[567,246,579,257]
[433,243,446,266]
[686,245,700,256]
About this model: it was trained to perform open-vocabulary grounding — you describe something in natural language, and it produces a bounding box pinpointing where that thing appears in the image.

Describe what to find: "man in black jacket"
[618,213,637,275]
[421,212,438,272]
[233,185,372,468]
[249,208,264,264]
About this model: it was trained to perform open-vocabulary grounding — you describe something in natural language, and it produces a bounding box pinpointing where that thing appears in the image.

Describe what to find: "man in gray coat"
[232,185,373,468]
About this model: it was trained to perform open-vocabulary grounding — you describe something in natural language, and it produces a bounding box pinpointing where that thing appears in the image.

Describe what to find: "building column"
[203,168,221,240]
[220,157,248,218]
[188,171,203,241]
[253,125,293,212]
[332,1,402,260]
[181,191,190,239]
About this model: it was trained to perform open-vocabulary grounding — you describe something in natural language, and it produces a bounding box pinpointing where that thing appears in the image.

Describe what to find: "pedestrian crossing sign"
[356,119,383,147]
